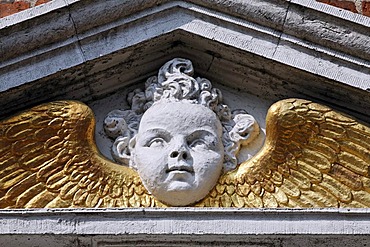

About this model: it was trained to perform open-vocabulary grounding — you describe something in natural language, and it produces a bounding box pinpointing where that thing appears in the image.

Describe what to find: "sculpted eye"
[148,138,165,147]
[189,139,207,148]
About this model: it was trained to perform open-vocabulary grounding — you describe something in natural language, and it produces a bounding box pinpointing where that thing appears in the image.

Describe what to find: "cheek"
[134,147,168,177]
[192,150,223,176]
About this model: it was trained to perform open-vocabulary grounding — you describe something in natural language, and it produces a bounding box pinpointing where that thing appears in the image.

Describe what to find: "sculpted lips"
[166,165,194,174]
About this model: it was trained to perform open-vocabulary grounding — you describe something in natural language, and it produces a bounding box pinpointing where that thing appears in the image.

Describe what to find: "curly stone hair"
[104,58,260,172]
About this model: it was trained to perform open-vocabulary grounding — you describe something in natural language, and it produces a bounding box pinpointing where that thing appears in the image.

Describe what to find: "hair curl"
[104,58,260,172]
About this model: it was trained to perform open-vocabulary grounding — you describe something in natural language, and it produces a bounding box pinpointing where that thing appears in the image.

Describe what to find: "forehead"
[139,101,222,134]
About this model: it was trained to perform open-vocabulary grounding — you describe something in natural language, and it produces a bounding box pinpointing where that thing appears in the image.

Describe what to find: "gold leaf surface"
[1,99,370,209]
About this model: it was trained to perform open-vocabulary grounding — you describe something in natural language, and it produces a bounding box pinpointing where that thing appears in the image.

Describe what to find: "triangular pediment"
[0,0,369,122]
[1,1,370,245]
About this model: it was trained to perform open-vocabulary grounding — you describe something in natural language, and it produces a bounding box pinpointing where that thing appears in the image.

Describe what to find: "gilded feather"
[0,101,159,208]
[1,99,370,208]
[197,99,370,208]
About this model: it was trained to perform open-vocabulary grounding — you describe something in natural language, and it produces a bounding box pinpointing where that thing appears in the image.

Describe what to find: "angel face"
[130,101,224,206]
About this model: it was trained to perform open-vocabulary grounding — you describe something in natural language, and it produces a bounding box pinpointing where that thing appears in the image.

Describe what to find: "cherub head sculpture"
[104,58,261,206]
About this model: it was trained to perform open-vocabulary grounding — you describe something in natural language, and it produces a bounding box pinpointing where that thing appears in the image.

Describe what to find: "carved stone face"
[130,101,224,206]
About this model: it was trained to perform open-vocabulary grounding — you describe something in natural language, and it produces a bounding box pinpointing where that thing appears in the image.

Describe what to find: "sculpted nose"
[169,150,188,160]
[167,141,193,172]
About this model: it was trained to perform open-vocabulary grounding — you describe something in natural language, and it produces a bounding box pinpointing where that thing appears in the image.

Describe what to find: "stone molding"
[0,0,369,119]
[3,208,370,235]
[2,208,370,246]
[1,1,370,245]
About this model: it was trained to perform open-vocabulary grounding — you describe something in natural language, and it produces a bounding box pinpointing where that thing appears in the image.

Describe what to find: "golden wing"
[196,98,370,208]
[0,101,161,208]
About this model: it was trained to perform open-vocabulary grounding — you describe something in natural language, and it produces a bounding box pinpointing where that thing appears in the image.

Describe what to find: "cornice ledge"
[2,208,370,235]
[0,0,369,117]
[3,208,370,246]
[1,0,369,62]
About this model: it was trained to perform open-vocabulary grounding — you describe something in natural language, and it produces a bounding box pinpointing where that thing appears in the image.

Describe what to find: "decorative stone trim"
[2,208,370,246]
[0,0,369,121]
[0,1,370,245]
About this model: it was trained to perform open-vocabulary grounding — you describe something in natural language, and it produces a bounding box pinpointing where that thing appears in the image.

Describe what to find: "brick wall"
[317,0,370,16]
[0,0,369,18]
[0,0,52,18]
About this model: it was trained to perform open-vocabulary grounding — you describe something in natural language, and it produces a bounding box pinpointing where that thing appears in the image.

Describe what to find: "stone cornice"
[1,208,370,235]
[0,0,369,119]
[1,2,370,245]
[2,208,370,246]
[1,0,369,62]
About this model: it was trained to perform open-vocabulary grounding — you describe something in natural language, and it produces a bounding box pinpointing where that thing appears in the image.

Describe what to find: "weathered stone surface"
[0,0,370,245]
[2,0,370,19]
[0,0,369,123]
[2,208,370,246]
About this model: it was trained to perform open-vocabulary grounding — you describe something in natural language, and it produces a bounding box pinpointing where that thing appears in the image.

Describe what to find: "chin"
[166,181,194,192]
[153,182,209,206]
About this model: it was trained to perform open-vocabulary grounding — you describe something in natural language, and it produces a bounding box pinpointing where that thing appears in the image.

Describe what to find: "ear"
[111,136,131,165]
[128,135,138,170]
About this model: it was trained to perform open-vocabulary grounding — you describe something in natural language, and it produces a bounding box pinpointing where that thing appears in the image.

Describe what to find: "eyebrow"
[187,129,219,139]
[140,128,172,139]
[142,128,169,134]
[140,128,219,140]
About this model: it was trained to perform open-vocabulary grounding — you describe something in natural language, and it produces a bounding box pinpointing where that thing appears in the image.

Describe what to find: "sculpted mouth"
[166,165,194,174]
